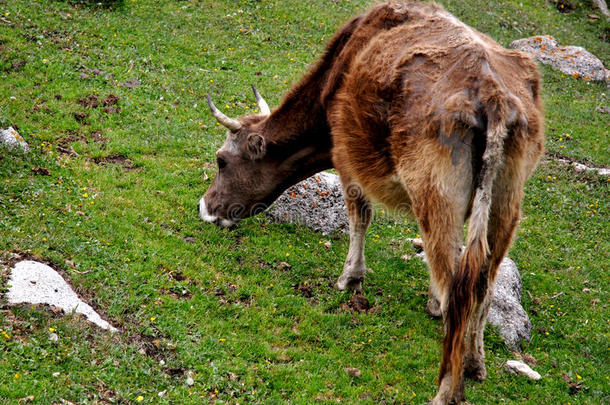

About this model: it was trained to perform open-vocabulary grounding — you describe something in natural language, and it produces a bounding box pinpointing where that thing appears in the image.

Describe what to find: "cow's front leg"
[336,182,372,292]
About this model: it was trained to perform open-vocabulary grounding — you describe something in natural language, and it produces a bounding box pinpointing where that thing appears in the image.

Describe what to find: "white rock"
[0,127,29,150]
[510,36,608,82]
[554,157,610,177]
[185,371,195,386]
[505,360,541,380]
[6,261,117,331]
[593,0,609,17]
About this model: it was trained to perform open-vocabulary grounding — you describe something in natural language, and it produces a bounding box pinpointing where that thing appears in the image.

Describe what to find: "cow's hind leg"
[401,149,473,404]
[410,186,470,404]
[336,181,372,292]
[464,154,526,381]
[419,204,467,405]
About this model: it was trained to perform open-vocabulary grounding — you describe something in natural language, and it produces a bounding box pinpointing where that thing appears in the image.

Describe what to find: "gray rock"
[410,240,531,349]
[510,36,608,82]
[0,127,29,150]
[487,257,532,350]
[267,172,348,235]
[593,0,609,17]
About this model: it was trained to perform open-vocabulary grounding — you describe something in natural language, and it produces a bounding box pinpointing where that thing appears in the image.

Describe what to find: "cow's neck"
[262,72,334,185]
[260,14,366,186]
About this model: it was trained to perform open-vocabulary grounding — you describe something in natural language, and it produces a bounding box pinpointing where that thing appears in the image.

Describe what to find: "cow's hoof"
[426,296,442,318]
[335,275,363,292]
[464,355,487,381]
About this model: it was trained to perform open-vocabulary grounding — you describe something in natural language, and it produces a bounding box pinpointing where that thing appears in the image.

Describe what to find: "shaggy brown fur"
[201,2,544,403]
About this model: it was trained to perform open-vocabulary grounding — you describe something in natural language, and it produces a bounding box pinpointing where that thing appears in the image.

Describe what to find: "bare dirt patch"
[31,166,50,176]
[340,294,370,314]
[89,130,107,145]
[102,94,119,106]
[295,283,314,298]
[78,95,99,109]
[73,111,88,123]
[104,105,121,114]
[94,153,137,171]
[11,60,26,71]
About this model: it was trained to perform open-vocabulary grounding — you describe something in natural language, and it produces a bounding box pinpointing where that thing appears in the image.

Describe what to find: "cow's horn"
[251,85,271,116]
[207,93,242,132]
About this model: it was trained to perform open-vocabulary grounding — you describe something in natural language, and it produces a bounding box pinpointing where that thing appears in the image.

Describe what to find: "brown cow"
[199,2,544,403]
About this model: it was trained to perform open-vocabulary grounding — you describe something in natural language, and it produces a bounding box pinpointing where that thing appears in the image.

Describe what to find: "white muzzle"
[198,197,235,227]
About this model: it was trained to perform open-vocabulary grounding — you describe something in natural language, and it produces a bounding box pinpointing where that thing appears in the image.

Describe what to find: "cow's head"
[198,87,281,227]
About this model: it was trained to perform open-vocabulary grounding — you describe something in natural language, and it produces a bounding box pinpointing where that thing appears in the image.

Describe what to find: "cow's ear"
[246,133,266,160]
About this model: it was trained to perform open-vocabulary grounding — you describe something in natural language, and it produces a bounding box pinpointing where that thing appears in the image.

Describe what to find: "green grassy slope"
[1,1,608,403]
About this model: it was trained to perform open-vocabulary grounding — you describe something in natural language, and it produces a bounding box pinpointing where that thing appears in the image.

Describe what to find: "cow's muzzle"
[198,197,235,227]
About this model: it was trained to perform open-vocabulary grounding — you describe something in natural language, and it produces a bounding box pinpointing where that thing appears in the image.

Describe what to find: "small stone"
[1,127,29,150]
[186,371,195,386]
[505,360,541,380]
[52,372,60,377]
[323,241,332,249]
[138,348,146,355]
[49,333,59,343]
[582,288,590,293]
[345,367,362,377]
[158,390,167,397]
[159,359,165,366]
[277,261,291,271]
[596,106,609,114]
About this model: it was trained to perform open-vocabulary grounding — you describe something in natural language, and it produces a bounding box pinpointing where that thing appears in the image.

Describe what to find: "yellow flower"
[219,338,226,342]
[150,317,155,322]
[136,395,144,402]
[49,327,55,333]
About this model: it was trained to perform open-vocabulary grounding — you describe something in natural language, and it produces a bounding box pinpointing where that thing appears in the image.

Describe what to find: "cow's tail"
[439,73,515,391]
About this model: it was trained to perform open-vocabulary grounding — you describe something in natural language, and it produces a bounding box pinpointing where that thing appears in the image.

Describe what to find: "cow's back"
[329,1,543,208]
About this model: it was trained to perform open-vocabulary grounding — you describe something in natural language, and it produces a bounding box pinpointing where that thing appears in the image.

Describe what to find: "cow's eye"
[217,157,227,170]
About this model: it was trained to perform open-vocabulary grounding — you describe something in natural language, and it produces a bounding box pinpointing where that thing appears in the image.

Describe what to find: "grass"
[0,0,608,403]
